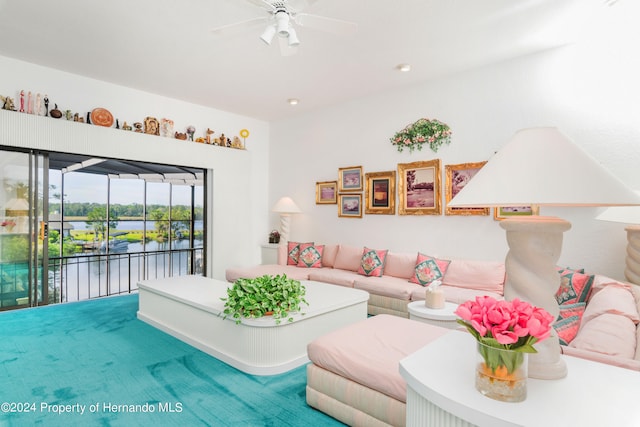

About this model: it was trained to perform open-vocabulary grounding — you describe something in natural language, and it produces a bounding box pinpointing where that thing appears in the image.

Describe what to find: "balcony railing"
[0,247,204,309]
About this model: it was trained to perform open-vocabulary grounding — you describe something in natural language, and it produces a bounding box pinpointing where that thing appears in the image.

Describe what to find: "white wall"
[269,9,640,280]
[0,56,271,279]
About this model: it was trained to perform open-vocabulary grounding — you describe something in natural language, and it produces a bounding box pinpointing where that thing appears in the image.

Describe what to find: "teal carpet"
[0,295,344,427]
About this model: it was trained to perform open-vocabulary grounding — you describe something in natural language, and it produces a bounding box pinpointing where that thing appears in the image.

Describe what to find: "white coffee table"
[137,276,369,375]
[407,300,459,329]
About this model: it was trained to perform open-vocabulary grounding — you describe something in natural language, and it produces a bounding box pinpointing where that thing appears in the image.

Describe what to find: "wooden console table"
[399,331,640,427]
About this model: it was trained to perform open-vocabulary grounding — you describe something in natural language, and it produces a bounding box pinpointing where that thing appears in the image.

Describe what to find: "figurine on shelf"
[175,132,187,140]
[122,121,132,131]
[35,93,42,116]
[1,96,16,111]
[232,136,243,149]
[195,137,205,143]
[65,110,72,120]
[186,125,195,141]
[205,128,214,144]
[44,95,49,116]
[49,104,62,118]
[160,118,174,138]
[144,117,160,135]
[19,90,24,112]
[133,122,143,133]
[27,91,33,114]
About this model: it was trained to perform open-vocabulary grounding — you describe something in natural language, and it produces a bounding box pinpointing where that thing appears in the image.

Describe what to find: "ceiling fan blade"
[210,17,269,37]
[278,36,298,56]
[244,0,276,11]
[294,13,358,35]
[287,0,320,11]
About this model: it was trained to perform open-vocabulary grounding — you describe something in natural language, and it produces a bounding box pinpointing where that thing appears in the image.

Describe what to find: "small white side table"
[407,300,459,329]
[260,243,279,264]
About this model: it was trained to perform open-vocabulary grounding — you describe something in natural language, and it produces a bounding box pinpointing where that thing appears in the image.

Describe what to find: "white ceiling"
[0,0,613,122]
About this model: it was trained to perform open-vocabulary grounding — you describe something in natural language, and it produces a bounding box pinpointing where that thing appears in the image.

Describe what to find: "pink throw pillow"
[555,269,594,305]
[297,243,324,268]
[287,241,313,265]
[410,253,450,286]
[357,247,388,277]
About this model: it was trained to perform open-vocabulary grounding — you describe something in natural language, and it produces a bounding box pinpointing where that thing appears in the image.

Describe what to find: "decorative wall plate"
[91,108,114,127]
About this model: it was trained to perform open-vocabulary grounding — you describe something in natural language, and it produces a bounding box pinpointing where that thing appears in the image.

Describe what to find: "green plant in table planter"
[221,274,308,325]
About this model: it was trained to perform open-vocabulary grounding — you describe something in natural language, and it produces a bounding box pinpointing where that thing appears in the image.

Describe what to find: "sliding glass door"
[0,148,48,310]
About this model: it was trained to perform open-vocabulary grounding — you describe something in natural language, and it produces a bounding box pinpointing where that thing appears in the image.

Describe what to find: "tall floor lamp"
[596,198,640,285]
[449,127,640,380]
[271,196,301,246]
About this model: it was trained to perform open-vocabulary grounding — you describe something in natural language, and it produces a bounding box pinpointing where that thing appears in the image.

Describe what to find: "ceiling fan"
[211,0,358,56]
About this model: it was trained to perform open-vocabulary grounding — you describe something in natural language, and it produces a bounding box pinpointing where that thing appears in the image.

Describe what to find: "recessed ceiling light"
[397,64,411,72]
[287,98,299,105]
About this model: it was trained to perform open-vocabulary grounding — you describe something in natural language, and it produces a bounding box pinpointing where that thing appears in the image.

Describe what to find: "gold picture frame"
[338,166,363,192]
[445,162,489,216]
[315,181,338,204]
[338,194,362,218]
[365,171,396,215]
[494,206,540,221]
[398,159,441,215]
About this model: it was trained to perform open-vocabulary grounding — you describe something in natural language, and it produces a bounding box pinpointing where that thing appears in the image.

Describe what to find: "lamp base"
[500,215,571,380]
[624,225,640,285]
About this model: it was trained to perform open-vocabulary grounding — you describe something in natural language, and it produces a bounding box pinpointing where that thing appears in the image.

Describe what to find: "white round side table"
[407,300,459,329]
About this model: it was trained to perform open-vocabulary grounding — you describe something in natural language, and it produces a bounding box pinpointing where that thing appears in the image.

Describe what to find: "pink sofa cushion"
[307,268,359,288]
[322,244,339,268]
[357,247,388,277]
[333,244,363,272]
[307,314,449,402]
[384,252,416,279]
[354,276,417,301]
[410,253,450,286]
[569,313,637,359]
[582,283,640,325]
[442,260,505,295]
[297,243,324,268]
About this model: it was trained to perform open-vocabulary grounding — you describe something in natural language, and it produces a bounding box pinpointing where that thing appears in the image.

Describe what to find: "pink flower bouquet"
[456,296,554,352]
[456,296,554,376]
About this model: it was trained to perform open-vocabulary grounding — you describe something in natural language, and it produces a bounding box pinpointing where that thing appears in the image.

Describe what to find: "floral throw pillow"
[410,253,450,286]
[554,315,582,346]
[287,241,313,265]
[297,243,324,268]
[555,269,594,305]
[357,247,388,277]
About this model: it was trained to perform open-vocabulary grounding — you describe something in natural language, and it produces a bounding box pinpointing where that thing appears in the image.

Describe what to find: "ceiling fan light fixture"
[260,24,277,45]
[288,27,300,46]
[275,10,290,36]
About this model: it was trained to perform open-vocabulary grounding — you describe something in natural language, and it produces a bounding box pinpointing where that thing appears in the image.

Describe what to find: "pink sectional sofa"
[225,243,640,370]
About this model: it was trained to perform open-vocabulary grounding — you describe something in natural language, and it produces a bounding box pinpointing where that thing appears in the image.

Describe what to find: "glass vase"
[475,341,527,402]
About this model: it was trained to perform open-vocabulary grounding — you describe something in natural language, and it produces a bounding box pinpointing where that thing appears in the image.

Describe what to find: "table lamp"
[449,127,640,380]
[596,196,640,285]
[271,196,301,246]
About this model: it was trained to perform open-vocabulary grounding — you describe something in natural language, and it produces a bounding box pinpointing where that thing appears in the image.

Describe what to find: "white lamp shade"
[272,196,301,214]
[260,25,276,45]
[449,127,640,208]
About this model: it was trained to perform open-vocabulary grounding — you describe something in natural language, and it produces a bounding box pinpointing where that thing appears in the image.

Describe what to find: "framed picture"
[338,194,362,218]
[445,162,489,216]
[338,166,363,192]
[494,206,540,221]
[365,171,396,215]
[315,181,338,204]
[397,159,441,215]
